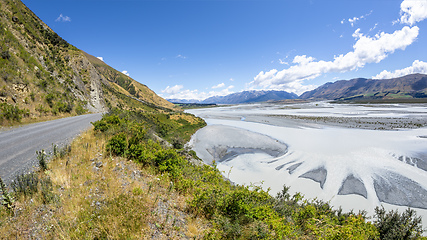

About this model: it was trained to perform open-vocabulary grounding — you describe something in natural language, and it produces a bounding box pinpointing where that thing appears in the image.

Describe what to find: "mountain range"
[170,74,427,104]
[300,73,427,100]
[168,90,298,104]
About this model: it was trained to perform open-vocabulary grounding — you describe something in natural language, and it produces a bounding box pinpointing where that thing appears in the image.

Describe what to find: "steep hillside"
[300,74,427,100]
[0,0,175,125]
[82,52,175,110]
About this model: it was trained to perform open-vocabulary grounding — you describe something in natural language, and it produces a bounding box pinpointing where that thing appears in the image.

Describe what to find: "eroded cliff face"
[67,54,108,113]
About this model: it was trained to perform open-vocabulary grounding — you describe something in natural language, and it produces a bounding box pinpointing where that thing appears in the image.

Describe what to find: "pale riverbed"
[187,101,427,225]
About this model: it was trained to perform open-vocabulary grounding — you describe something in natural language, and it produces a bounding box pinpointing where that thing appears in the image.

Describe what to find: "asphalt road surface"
[0,113,103,183]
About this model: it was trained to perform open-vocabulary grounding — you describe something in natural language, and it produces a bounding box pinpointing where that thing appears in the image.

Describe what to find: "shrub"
[45,93,55,108]
[92,114,122,132]
[0,103,29,122]
[1,50,10,60]
[75,104,86,115]
[37,150,48,171]
[0,177,15,214]
[374,206,423,239]
[11,172,39,198]
[53,101,72,114]
[154,149,185,179]
[107,133,127,156]
[40,176,55,204]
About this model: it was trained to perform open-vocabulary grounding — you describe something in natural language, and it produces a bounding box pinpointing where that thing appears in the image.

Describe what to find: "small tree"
[374,206,423,240]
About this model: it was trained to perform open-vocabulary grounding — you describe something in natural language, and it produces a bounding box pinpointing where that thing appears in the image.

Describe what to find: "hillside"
[0,0,176,125]
[300,74,427,100]
[168,90,298,104]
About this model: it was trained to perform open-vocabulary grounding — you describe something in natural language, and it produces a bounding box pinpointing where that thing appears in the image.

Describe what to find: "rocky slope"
[0,0,175,125]
[300,74,427,100]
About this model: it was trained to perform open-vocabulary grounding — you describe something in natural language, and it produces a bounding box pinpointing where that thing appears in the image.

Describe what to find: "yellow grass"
[0,127,210,239]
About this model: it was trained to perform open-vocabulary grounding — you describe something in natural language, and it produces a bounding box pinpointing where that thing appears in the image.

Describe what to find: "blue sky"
[22,0,427,100]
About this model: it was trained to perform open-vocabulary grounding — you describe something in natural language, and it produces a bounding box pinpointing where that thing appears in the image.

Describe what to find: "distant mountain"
[300,74,427,100]
[167,99,202,104]
[168,90,298,104]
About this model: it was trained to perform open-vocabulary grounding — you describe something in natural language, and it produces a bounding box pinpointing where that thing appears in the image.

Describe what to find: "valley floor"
[187,101,427,229]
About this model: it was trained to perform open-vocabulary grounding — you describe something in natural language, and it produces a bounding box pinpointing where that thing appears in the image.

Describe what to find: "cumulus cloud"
[175,54,187,59]
[162,85,184,94]
[161,85,235,100]
[212,83,225,89]
[55,14,71,22]
[122,70,130,76]
[97,57,104,62]
[250,25,419,94]
[400,0,427,25]
[373,60,427,79]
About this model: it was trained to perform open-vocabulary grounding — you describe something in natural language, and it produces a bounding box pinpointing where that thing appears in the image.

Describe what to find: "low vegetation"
[1,108,425,239]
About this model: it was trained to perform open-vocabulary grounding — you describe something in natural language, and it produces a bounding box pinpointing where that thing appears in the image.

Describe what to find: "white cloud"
[292,55,315,65]
[279,58,289,65]
[161,85,235,100]
[97,57,104,62]
[212,83,225,89]
[373,60,427,79]
[250,26,419,94]
[162,85,183,94]
[122,70,130,76]
[348,17,359,27]
[347,10,372,27]
[55,14,71,22]
[176,54,187,59]
[400,0,427,25]
[229,78,234,81]
[369,23,378,32]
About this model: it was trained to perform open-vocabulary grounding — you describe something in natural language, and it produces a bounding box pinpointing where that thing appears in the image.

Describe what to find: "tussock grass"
[0,127,209,239]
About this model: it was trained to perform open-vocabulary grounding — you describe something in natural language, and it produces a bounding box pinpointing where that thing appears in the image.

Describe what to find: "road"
[0,113,103,182]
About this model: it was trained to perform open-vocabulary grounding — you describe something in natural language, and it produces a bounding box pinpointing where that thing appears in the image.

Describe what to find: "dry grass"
[169,113,200,124]
[0,128,210,239]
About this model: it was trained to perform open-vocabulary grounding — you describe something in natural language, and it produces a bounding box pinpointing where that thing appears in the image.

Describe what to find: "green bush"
[37,150,48,171]
[107,133,127,156]
[53,101,72,114]
[92,114,122,132]
[154,149,185,179]
[75,104,86,115]
[0,176,14,214]
[11,172,39,198]
[374,206,423,239]
[40,176,55,204]
[45,93,55,108]
[0,103,29,122]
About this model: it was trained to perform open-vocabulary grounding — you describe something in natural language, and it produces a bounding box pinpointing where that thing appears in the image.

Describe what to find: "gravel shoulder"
[0,113,103,183]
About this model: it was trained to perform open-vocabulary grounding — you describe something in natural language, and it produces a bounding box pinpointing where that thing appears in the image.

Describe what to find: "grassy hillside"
[0,0,176,126]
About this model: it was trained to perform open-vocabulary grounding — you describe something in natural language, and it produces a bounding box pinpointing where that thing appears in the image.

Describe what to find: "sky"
[22,0,427,100]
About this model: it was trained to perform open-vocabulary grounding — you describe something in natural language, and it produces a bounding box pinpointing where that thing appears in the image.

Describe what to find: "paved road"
[0,113,103,182]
